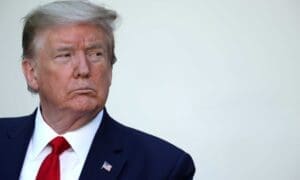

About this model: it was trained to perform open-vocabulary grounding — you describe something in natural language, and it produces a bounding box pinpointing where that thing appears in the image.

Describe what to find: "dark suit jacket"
[0,109,195,179]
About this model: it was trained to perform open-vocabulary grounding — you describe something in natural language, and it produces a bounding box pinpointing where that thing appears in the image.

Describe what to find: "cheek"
[94,65,112,84]
[94,72,110,88]
[104,68,112,85]
[37,66,71,92]
[92,71,111,98]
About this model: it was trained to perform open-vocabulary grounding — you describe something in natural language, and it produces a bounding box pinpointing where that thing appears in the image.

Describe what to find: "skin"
[22,23,112,134]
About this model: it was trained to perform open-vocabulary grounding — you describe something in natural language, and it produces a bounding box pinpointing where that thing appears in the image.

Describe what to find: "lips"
[71,87,96,95]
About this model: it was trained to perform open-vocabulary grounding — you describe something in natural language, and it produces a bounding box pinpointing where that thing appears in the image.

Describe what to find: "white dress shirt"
[19,107,103,180]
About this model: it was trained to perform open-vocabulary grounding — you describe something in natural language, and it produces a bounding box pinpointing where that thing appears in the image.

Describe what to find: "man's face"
[23,23,112,114]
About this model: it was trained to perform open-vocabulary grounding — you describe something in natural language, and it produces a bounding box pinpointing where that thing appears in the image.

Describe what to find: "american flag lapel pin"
[101,161,112,172]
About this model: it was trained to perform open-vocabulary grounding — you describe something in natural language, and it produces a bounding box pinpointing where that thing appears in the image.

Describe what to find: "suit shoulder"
[108,118,196,178]
[0,116,25,126]
[0,114,35,132]
[111,119,189,157]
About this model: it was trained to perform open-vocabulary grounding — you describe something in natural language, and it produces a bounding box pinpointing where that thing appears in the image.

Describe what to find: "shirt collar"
[31,107,103,163]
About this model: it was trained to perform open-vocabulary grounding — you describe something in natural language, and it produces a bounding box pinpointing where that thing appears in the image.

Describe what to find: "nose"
[73,52,90,78]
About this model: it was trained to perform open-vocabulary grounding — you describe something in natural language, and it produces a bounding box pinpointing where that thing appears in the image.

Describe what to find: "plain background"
[0,0,299,179]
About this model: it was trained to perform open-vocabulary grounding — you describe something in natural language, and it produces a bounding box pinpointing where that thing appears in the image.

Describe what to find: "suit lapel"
[0,109,127,179]
[0,112,35,179]
[79,109,127,180]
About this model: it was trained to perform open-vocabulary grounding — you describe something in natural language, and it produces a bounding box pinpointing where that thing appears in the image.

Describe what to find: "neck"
[39,106,101,134]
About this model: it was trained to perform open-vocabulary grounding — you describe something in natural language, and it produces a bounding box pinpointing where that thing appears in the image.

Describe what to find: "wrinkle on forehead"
[34,23,108,57]
[50,26,106,48]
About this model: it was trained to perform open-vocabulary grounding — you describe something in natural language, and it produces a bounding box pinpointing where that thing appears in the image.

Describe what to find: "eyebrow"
[85,43,105,51]
[54,46,73,52]
[53,42,106,52]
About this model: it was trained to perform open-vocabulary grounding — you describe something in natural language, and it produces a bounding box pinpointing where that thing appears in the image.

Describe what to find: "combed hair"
[22,0,118,64]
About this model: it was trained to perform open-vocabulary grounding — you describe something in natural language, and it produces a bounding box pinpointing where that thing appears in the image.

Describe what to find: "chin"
[68,97,104,113]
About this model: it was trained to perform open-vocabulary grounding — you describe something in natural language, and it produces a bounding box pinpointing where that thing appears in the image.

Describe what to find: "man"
[0,1,195,179]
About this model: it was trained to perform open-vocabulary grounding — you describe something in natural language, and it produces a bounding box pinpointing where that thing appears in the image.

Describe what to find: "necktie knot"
[49,136,70,155]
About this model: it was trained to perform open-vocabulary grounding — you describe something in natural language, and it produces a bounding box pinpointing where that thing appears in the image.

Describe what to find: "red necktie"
[36,136,70,180]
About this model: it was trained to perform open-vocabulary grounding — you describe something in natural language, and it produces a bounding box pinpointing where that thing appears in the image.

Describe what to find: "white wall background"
[0,0,299,179]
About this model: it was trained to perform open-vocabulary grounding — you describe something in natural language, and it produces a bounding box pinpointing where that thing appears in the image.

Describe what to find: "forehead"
[38,23,108,48]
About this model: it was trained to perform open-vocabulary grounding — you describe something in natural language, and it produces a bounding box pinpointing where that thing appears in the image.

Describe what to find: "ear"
[22,59,39,92]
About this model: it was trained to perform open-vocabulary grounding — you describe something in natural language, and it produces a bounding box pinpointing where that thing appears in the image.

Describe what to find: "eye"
[96,52,103,56]
[56,53,71,58]
[87,50,105,62]
[91,51,103,57]
[54,52,72,63]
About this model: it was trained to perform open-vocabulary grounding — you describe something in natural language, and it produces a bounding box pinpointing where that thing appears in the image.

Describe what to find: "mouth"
[71,88,96,95]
